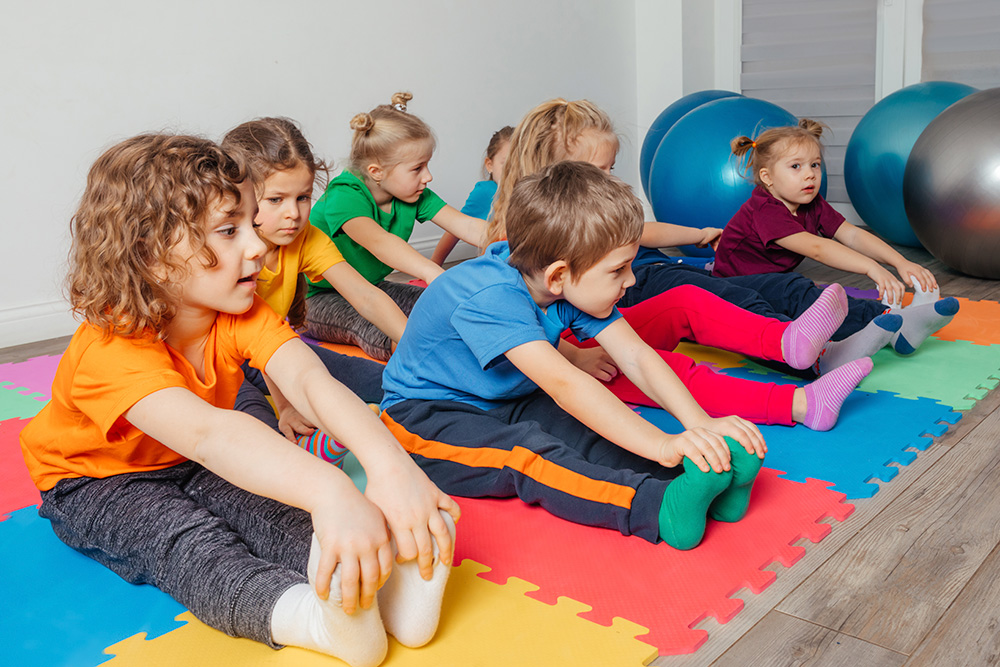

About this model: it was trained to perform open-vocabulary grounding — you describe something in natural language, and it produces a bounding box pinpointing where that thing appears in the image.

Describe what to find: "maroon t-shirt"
[712,186,845,277]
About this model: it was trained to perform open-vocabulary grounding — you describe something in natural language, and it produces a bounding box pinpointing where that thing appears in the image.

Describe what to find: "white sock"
[818,313,900,374]
[377,510,456,648]
[908,276,940,307]
[270,535,387,667]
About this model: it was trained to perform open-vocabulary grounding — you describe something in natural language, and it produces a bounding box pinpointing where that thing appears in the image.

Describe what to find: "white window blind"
[922,0,1000,88]
[740,0,878,203]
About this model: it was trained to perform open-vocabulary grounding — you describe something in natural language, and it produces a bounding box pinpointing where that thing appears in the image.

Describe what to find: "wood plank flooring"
[4,243,999,666]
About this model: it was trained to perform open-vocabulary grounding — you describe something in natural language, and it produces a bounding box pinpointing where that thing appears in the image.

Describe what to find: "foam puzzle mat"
[2,293,996,663]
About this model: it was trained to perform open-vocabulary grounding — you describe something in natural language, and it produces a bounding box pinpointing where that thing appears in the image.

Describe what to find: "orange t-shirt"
[20,297,298,491]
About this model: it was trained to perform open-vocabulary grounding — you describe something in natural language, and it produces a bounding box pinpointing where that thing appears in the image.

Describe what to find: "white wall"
[1,0,644,347]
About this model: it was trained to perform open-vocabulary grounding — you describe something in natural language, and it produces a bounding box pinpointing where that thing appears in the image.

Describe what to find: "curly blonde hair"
[67,133,247,340]
[488,98,617,245]
[731,118,827,187]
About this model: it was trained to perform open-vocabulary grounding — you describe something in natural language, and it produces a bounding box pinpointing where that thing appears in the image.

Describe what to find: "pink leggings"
[564,285,798,426]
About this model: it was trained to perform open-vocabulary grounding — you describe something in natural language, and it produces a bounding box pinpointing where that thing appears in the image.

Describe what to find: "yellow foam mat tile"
[674,341,747,369]
[102,560,657,666]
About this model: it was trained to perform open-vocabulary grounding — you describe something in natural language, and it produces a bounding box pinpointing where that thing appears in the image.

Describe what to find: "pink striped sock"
[802,357,873,431]
[781,284,849,370]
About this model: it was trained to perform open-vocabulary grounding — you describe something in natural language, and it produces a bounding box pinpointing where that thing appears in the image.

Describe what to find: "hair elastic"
[393,102,407,112]
[751,141,757,148]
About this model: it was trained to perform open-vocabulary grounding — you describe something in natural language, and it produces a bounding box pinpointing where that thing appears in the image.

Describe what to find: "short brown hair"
[67,133,247,340]
[507,161,643,277]
[221,116,329,190]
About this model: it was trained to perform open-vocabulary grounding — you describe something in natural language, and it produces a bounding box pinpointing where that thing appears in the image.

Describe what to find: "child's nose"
[423,168,433,184]
[247,231,267,259]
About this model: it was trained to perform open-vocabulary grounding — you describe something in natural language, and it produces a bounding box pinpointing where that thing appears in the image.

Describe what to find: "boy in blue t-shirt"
[381,161,767,549]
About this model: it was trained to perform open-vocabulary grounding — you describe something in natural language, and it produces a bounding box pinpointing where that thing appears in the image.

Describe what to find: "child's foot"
[817,313,901,374]
[708,437,763,522]
[801,357,873,431]
[892,298,960,355]
[297,431,348,468]
[908,279,940,307]
[781,284,849,370]
[377,510,455,648]
[269,535,387,667]
[658,458,732,550]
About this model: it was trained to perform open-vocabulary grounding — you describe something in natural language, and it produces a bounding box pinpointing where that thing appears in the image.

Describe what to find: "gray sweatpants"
[305,281,424,361]
[39,461,311,647]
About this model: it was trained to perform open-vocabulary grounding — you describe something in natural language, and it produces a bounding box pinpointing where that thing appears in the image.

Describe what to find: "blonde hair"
[488,98,617,245]
[507,161,643,277]
[67,134,247,340]
[732,118,826,187]
[221,117,328,329]
[349,92,436,176]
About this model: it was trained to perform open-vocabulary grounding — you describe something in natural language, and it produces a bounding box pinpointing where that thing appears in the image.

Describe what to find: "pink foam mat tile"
[0,354,62,401]
[453,468,853,656]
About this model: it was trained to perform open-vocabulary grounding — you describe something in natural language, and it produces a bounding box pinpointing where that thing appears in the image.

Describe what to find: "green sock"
[658,457,732,550]
[709,436,763,523]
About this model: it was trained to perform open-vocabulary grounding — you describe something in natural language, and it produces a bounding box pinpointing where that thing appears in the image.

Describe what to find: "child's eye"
[252,222,262,229]
[217,226,237,237]
[267,197,281,204]
[297,195,311,202]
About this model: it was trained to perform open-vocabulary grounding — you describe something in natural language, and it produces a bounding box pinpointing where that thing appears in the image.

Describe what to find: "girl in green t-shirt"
[307,92,486,359]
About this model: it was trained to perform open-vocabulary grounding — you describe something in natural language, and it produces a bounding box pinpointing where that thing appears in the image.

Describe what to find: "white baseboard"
[0,300,78,349]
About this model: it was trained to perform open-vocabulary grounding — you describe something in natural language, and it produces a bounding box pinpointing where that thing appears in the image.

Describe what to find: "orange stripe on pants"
[380,411,636,510]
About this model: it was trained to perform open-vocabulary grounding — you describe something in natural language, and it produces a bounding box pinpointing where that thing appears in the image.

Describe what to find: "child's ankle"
[658,458,731,550]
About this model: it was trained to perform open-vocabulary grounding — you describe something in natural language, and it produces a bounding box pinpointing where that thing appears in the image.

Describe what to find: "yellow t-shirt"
[256,224,345,318]
[20,297,298,491]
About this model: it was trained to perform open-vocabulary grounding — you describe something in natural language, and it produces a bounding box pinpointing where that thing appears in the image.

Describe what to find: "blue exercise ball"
[640,90,742,200]
[904,87,1000,279]
[845,81,977,248]
[648,96,799,257]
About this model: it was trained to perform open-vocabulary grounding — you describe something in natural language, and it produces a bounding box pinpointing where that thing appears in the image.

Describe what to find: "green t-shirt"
[308,170,447,292]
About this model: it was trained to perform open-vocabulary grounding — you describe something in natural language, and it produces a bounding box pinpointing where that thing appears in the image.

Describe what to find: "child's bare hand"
[566,345,619,382]
[277,406,316,442]
[659,428,732,473]
[365,461,461,581]
[895,261,938,294]
[868,265,906,307]
[698,227,724,250]
[699,415,766,458]
[311,494,392,615]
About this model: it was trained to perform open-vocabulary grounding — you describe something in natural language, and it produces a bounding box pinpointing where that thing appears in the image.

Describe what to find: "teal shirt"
[308,171,447,293]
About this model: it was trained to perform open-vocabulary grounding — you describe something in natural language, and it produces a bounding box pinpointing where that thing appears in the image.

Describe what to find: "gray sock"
[818,313,901,374]
[892,298,960,355]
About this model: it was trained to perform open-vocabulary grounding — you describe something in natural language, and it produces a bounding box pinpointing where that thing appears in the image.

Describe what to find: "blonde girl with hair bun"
[306,93,487,358]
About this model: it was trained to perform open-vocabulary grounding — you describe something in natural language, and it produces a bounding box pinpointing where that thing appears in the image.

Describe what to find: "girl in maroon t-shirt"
[714,119,958,356]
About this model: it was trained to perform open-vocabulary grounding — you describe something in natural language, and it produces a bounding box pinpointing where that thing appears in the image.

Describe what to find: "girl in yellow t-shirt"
[222,118,408,466]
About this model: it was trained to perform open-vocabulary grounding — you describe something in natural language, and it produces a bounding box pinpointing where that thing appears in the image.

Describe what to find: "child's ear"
[543,260,570,296]
[365,162,384,183]
[759,168,772,188]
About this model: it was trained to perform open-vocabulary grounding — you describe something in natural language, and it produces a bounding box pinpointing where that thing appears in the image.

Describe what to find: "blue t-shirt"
[381,242,622,411]
[460,180,498,221]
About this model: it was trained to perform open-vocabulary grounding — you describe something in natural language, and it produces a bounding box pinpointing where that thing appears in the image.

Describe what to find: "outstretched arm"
[341,216,445,285]
[321,261,408,347]
[777,230,906,306]
[506,338,733,473]
[431,205,487,249]
[834,222,938,295]
[641,222,722,250]
[265,338,460,581]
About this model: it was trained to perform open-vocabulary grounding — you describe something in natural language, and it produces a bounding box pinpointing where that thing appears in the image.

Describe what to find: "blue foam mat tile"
[0,507,186,666]
[636,388,961,500]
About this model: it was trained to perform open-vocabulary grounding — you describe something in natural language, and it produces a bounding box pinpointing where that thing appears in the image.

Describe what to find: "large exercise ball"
[845,81,977,247]
[647,96,799,256]
[640,90,742,200]
[903,87,1000,279]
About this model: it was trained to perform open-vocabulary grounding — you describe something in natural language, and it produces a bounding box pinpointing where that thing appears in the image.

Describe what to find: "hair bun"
[390,91,413,112]
[350,113,375,133]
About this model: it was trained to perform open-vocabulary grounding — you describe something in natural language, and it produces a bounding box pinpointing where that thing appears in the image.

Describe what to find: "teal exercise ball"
[904,87,1000,279]
[647,96,799,257]
[640,90,742,199]
[845,81,977,247]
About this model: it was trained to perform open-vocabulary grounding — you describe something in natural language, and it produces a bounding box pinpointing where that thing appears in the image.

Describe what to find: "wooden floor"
[4,244,999,666]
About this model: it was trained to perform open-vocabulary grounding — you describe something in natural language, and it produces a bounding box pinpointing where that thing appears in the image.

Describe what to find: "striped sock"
[802,357,873,431]
[296,431,349,468]
[781,283,849,370]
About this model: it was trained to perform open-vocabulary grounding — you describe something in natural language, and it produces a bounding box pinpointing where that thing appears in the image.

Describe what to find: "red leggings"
[564,285,797,426]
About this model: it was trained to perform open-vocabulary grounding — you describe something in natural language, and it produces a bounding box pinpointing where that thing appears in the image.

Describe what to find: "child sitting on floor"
[222,117,406,464]
[380,160,767,551]
[20,134,458,667]
[306,92,487,359]
[714,119,958,355]
[430,125,513,265]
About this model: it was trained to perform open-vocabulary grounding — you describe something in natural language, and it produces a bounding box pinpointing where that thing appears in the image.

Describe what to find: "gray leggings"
[305,281,424,361]
[39,462,311,647]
